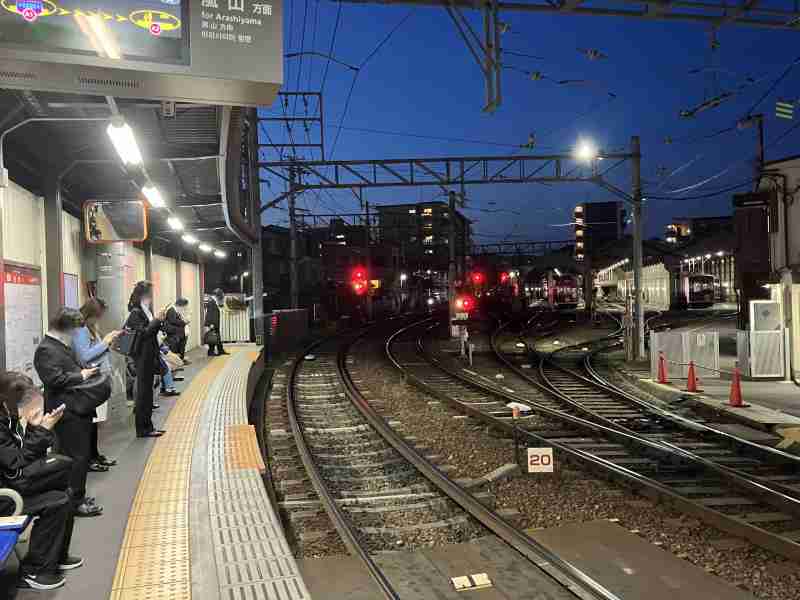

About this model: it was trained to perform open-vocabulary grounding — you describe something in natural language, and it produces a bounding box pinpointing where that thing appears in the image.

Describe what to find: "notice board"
[4,264,43,385]
[64,273,80,310]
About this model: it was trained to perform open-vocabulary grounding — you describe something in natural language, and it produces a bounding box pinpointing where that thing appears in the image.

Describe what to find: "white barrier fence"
[651,331,720,380]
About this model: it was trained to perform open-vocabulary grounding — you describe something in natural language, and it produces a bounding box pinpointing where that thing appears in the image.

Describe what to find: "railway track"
[390,316,800,562]
[271,322,626,600]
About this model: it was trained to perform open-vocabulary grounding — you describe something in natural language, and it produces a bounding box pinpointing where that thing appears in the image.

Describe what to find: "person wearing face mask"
[203,288,229,357]
[125,281,167,439]
[33,308,103,518]
[0,371,83,591]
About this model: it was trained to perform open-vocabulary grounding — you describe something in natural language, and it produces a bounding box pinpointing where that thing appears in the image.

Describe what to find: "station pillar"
[43,177,64,324]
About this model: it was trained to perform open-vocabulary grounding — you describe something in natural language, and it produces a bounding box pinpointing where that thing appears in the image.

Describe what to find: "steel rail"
[287,336,401,600]
[332,326,627,600]
[392,318,800,561]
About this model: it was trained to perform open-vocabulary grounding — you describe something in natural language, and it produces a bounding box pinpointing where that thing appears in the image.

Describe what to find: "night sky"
[259,3,800,243]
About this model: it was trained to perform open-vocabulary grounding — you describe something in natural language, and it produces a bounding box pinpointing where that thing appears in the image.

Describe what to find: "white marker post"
[527,448,554,473]
[506,402,531,468]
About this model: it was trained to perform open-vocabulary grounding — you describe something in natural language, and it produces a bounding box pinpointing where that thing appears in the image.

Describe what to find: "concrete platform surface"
[528,520,757,600]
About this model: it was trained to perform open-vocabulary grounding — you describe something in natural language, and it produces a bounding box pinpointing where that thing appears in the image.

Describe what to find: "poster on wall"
[64,273,79,310]
[4,264,43,385]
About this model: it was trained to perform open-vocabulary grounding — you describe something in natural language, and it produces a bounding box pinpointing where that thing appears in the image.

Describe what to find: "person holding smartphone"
[34,308,103,518]
[74,298,121,473]
[0,372,83,590]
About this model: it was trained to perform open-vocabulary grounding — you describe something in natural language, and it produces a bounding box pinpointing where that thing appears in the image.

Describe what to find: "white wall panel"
[153,254,176,310]
[62,212,83,306]
[180,262,202,350]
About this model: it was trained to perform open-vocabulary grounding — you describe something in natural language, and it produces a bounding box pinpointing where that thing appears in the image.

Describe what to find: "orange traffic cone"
[686,361,700,393]
[657,352,669,384]
[729,367,743,407]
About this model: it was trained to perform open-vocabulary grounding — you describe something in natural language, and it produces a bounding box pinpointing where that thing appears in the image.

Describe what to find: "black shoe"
[154,429,167,434]
[161,389,179,397]
[219,351,230,355]
[96,455,117,467]
[173,376,185,382]
[75,501,102,517]
[58,556,84,571]
[153,403,161,409]
[88,461,109,472]
[18,572,66,590]
[137,431,164,438]
[208,351,215,356]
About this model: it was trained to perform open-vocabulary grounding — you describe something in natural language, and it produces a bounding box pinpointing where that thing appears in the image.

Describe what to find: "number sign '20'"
[527,448,554,473]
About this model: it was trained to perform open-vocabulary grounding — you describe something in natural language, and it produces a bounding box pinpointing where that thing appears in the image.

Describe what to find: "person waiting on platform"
[157,334,182,398]
[203,288,228,357]
[0,372,83,591]
[73,298,121,473]
[125,281,167,439]
[164,298,190,365]
[34,308,109,518]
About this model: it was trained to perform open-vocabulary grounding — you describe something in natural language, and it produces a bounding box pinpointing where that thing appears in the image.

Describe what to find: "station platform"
[5,346,309,600]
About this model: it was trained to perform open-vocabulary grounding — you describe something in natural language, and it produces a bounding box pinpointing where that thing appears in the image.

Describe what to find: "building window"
[422,208,433,217]
[408,209,416,214]
[423,235,434,245]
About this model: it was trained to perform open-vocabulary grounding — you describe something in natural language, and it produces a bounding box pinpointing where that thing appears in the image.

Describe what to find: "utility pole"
[289,165,299,309]
[449,190,457,337]
[364,199,373,320]
[631,136,645,361]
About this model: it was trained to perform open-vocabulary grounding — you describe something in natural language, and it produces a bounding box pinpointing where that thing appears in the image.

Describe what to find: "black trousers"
[20,490,74,575]
[91,422,100,460]
[173,336,188,360]
[207,341,225,355]
[54,412,93,502]
[134,357,156,435]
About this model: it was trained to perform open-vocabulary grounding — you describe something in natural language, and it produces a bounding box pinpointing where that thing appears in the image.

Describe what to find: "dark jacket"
[33,336,85,413]
[125,307,162,371]
[204,299,221,330]
[0,414,54,482]
[164,307,188,343]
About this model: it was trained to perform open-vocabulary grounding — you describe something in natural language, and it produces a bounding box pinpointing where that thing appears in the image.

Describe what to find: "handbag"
[203,328,220,346]
[112,328,139,356]
[164,351,184,371]
[8,454,73,496]
[63,372,112,417]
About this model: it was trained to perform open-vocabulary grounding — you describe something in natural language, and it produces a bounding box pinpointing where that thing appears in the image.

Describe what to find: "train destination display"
[0,0,282,106]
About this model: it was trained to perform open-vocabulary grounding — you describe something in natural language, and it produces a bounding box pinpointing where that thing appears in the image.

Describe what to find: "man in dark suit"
[164,297,190,363]
[203,288,228,356]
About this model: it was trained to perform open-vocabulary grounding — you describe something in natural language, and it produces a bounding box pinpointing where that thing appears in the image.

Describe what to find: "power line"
[291,0,310,119]
[745,55,800,116]
[326,125,520,148]
[647,179,754,200]
[315,1,342,117]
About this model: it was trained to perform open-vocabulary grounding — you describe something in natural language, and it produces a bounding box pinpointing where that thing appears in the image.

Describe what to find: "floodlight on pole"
[574,139,598,163]
[106,119,142,165]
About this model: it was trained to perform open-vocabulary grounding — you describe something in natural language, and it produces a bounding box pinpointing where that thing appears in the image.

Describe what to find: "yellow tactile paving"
[109,356,229,600]
[224,424,267,473]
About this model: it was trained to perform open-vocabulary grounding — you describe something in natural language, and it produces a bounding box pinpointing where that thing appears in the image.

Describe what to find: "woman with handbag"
[125,281,168,439]
[203,289,228,356]
[34,308,108,518]
[0,371,83,590]
[73,298,121,473]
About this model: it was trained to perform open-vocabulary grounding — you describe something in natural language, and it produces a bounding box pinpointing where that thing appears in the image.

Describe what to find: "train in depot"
[613,266,717,309]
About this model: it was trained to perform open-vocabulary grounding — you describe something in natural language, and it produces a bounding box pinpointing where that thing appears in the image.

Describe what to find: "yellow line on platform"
[109,356,229,600]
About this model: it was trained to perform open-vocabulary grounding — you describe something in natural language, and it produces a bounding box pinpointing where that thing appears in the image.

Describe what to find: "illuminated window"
[422,208,433,217]
[576,241,584,248]
[423,235,434,245]
[408,209,416,214]
[575,218,584,225]
[425,249,434,254]
[575,229,584,237]
[574,205,584,213]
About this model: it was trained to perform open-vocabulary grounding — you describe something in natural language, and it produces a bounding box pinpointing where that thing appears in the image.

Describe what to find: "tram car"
[618,267,716,309]
[675,272,716,309]
[549,274,579,309]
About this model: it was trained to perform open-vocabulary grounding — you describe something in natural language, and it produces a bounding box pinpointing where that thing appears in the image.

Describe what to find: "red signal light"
[351,266,367,281]
[455,295,475,311]
[499,272,509,284]
[471,272,485,285]
[353,280,367,295]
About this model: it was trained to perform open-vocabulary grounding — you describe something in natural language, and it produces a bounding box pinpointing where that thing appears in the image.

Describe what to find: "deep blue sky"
[259,3,800,243]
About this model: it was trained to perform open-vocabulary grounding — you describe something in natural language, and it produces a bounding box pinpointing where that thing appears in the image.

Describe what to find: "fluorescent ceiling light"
[199,243,213,253]
[167,216,183,231]
[141,184,164,208]
[106,120,142,165]
[213,250,226,258]
[182,234,198,245]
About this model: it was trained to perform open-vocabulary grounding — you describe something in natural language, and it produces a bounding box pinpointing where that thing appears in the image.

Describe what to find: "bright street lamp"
[574,139,598,162]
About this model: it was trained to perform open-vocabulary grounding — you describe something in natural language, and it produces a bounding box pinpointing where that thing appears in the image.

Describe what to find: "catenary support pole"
[449,190,457,337]
[631,136,645,361]
[365,200,373,320]
[289,166,299,309]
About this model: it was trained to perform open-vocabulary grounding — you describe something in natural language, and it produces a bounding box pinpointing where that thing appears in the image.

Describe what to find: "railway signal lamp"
[351,266,368,295]
[471,271,485,286]
[499,272,510,284]
[455,295,475,312]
